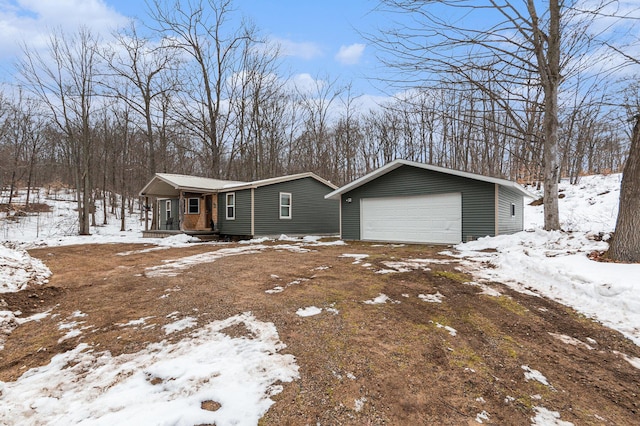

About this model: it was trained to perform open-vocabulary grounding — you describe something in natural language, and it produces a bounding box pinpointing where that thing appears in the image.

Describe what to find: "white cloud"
[335,43,365,65]
[0,0,128,60]
[272,36,323,60]
[290,72,326,94]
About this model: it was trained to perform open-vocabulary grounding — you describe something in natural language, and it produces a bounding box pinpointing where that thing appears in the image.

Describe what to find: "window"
[226,192,235,220]
[280,192,292,219]
[187,198,200,214]
[165,200,172,219]
[510,203,516,217]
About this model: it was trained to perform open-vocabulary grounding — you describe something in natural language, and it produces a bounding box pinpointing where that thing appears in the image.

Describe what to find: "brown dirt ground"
[1,241,639,425]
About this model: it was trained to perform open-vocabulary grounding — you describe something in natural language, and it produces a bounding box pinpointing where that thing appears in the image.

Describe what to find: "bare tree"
[607,72,640,262]
[608,112,640,262]
[19,27,102,235]
[102,21,181,178]
[370,0,627,230]
[294,75,344,178]
[148,0,255,178]
[225,38,285,180]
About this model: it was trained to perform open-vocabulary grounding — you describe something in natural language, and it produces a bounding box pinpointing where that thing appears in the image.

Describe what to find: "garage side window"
[188,198,200,214]
[511,203,516,217]
[280,192,292,219]
[226,192,235,220]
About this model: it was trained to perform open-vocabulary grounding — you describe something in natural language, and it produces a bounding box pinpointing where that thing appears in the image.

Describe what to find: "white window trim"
[187,197,200,215]
[165,200,172,219]
[510,203,516,218]
[226,192,236,220]
[279,192,292,219]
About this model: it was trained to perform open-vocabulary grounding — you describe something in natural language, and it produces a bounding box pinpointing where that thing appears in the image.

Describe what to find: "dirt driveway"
[2,240,639,424]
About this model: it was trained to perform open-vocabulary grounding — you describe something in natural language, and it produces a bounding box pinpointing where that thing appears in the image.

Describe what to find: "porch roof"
[139,173,246,198]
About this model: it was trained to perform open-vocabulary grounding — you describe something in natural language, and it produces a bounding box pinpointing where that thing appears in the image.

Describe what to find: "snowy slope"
[453,173,640,345]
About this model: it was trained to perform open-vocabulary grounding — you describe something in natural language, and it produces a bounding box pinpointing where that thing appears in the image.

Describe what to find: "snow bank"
[455,174,640,345]
[0,245,51,293]
[524,174,621,232]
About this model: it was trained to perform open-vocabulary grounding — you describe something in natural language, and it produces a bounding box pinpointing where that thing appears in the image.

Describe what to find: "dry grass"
[1,241,639,424]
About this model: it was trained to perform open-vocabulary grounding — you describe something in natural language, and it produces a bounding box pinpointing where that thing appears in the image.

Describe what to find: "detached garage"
[325,159,535,244]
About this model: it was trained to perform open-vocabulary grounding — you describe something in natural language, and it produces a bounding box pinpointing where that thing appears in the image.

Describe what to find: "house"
[324,159,535,244]
[216,173,340,238]
[139,172,340,238]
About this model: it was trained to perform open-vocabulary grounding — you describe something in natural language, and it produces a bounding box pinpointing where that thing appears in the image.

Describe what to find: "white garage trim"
[360,193,462,244]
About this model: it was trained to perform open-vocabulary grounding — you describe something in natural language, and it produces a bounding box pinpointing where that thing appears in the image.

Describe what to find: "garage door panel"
[361,193,461,244]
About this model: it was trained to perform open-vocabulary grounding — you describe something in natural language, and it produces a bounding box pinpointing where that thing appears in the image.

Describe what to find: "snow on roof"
[324,159,535,200]
[221,172,337,191]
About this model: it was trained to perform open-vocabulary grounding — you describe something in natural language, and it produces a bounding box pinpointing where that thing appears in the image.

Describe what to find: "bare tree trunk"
[608,115,640,262]
[529,0,561,230]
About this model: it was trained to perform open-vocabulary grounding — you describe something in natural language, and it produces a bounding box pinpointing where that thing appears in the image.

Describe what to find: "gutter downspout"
[251,188,255,236]
[495,184,499,237]
[339,196,343,239]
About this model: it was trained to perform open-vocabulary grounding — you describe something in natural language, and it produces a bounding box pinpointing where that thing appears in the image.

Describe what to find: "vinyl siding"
[340,165,496,242]
[217,190,252,235]
[498,186,524,235]
[253,177,339,236]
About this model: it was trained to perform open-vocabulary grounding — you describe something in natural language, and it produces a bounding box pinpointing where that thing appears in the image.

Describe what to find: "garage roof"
[325,159,536,200]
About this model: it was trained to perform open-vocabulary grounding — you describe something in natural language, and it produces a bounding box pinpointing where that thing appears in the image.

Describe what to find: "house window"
[226,192,235,220]
[187,198,200,214]
[280,192,292,219]
[511,203,516,217]
[165,200,172,219]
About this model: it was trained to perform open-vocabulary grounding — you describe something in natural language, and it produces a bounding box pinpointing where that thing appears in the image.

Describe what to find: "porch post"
[144,196,149,231]
[179,190,184,232]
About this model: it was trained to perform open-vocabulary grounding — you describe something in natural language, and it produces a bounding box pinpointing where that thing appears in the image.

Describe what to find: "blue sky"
[0,0,383,97]
[2,0,637,103]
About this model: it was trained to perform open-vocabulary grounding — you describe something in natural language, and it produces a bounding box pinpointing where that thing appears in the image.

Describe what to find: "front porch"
[141,229,221,240]
[139,173,245,238]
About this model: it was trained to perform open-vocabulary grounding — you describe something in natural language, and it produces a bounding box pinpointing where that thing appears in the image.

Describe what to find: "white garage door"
[360,193,462,244]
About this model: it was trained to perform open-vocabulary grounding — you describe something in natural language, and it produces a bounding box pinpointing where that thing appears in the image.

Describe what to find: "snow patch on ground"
[340,253,369,264]
[522,365,552,388]
[548,333,594,350]
[363,293,399,305]
[475,410,490,423]
[118,316,154,328]
[613,351,640,370]
[296,306,322,317]
[0,312,299,426]
[265,278,309,294]
[354,396,367,412]
[163,317,197,334]
[433,322,457,337]
[531,406,574,426]
[375,258,453,274]
[419,292,444,303]
[145,245,267,277]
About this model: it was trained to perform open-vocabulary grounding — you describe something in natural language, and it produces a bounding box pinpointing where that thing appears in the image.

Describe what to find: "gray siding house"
[217,174,340,238]
[325,159,534,244]
[139,172,339,238]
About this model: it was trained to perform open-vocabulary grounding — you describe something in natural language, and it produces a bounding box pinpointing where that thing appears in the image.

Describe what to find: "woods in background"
[0,0,636,235]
